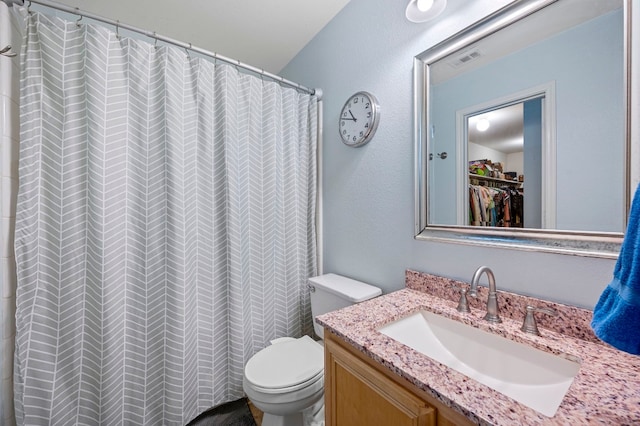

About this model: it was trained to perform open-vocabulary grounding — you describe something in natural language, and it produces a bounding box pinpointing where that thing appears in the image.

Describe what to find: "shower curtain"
[14,11,317,425]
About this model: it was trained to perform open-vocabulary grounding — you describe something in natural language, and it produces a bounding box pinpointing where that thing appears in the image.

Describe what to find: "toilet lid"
[245,335,324,390]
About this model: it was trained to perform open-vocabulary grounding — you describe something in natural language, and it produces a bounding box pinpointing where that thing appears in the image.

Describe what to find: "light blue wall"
[281,0,619,309]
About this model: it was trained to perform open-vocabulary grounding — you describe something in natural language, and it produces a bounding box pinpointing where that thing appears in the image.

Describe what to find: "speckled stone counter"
[316,270,640,425]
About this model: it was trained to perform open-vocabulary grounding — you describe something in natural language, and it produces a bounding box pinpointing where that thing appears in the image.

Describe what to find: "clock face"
[339,92,380,147]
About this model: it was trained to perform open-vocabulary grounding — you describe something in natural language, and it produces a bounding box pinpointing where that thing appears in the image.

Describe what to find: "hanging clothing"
[14,12,318,425]
[510,188,524,226]
[468,184,523,228]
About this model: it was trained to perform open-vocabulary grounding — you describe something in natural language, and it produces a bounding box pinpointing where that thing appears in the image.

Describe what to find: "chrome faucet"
[469,266,502,323]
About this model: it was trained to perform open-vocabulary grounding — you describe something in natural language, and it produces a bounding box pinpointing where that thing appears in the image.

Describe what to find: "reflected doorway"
[467,99,543,228]
[458,88,556,229]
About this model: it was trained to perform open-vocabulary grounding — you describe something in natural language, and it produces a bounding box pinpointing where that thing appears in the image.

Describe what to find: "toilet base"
[258,398,324,426]
[262,411,302,426]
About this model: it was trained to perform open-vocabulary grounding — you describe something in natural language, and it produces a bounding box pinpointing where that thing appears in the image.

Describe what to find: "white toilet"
[242,273,382,426]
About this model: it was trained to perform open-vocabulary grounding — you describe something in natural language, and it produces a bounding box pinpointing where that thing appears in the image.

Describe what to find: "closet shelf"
[469,173,521,186]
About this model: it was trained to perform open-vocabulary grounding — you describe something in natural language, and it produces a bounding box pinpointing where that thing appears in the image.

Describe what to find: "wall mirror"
[413,0,638,258]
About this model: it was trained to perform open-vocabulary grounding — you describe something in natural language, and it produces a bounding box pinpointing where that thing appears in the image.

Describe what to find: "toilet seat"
[247,369,323,395]
[244,335,324,394]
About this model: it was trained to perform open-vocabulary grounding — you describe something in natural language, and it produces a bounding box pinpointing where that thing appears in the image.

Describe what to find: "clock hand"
[342,116,356,121]
[348,110,357,122]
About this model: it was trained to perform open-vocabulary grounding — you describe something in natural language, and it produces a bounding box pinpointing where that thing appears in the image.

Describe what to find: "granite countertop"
[316,271,640,425]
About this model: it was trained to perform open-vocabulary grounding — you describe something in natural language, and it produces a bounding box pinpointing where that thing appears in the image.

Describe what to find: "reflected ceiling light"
[406,0,447,23]
[476,118,490,132]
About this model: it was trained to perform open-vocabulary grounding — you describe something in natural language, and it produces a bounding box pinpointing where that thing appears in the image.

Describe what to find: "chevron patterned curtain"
[14,12,317,425]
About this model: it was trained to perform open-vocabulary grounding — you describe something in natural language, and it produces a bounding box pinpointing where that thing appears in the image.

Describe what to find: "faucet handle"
[451,285,470,313]
[521,305,557,336]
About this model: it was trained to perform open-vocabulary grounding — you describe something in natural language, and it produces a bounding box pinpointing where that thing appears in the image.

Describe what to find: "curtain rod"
[15,0,318,97]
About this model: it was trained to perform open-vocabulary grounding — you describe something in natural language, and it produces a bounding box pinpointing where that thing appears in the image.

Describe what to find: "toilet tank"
[308,273,382,339]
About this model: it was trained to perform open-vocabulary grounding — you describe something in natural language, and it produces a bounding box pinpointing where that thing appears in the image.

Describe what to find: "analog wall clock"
[339,91,380,147]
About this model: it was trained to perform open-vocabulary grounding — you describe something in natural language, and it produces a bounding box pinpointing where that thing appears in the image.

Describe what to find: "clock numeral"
[341,121,345,127]
[354,98,358,104]
[367,112,372,118]
[365,123,369,128]
[342,130,347,135]
[353,136,357,142]
[359,131,364,137]
[365,103,370,108]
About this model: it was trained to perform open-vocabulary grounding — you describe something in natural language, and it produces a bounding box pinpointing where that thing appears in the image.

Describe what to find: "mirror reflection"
[468,102,528,228]
[428,0,624,233]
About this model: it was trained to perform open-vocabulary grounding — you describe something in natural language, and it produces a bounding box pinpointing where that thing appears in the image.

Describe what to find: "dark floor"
[187,398,263,426]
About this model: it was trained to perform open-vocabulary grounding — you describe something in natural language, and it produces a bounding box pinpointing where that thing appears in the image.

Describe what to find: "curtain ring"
[27,1,32,14]
[0,45,17,58]
[115,20,120,39]
[184,42,191,59]
[153,32,158,49]
[76,14,83,27]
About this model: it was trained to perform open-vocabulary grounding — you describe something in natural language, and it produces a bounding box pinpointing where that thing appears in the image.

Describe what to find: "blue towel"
[591,183,640,355]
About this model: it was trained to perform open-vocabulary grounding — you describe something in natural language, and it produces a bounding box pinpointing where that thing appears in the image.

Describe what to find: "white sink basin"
[377,310,581,417]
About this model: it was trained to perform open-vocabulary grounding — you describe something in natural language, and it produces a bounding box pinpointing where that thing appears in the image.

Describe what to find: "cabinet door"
[325,334,436,426]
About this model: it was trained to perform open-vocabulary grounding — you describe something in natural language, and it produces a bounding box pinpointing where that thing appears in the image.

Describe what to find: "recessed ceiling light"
[417,0,434,12]
[476,118,491,132]
[406,0,447,23]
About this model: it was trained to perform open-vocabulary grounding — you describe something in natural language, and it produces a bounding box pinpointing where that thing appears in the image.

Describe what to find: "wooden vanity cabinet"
[324,330,474,426]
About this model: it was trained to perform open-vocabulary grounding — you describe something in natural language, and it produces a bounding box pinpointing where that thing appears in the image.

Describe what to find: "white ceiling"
[468,103,524,154]
[45,0,351,74]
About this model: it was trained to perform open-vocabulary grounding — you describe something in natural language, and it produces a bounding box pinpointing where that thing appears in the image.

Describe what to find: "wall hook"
[437,152,448,159]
